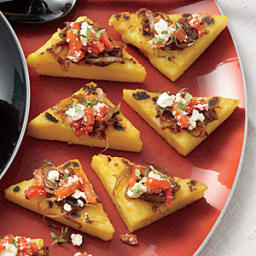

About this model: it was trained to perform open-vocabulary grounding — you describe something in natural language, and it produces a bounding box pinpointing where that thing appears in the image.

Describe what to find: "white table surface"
[199,0,256,255]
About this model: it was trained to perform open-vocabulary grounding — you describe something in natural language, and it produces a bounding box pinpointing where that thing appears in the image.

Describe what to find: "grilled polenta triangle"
[5,159,115,241]
[27,16,146,82]
[109,11,228,81]
[27,82,143,152]
[91,154,207,232]
[123,89,239,156]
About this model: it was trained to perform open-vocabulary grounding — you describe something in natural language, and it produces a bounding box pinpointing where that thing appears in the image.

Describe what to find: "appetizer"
[91,154,207,232]
[27,16,146,82]
[123,89,239,156]
[109,9,228,81]
[5,159,115,241]
[0,234,50,256]
[28,82,143,152]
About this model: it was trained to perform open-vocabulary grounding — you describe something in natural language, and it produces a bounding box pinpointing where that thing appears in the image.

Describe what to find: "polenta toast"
[27,15,146,82]
[123,89,239,156]
[5,159,115,241]
[91,154,207,232]
[109,9,228,81]
[28,82,143,152]
[0,234,48,255]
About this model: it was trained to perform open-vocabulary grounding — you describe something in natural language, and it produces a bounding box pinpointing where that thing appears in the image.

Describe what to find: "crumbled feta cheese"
[72,190,87,200]
[188,109,205,130]
[71,233,83,247]
[77,199,84,208]
[189,14,202,25]
[67,175,79,185]
[92,102,107,114]
[65,103,85,121]
[157,92,175,108]
[196,103,209,111]
[47,170,59,183]
[148,170,164,180]
[175,92,187,104]
[67,55,79,63]
[127,183,148,198]
[0,243,18,256]
[79,22,93,46]
[64,203,72,212]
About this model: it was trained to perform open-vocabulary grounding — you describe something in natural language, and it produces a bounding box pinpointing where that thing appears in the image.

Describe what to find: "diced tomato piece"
[186,99,208,114]
[145,178,171,190]
[174,27,187,42]
[100,32,114,50]
[0,235,12,251]
[165,187,172,204]
[84,107,95,126]
[83,182,97,204]
[33,168,44,187]
[24,185,47,199]
[177,114,190,128]
[154,15,161,23]
[128,165,142,187]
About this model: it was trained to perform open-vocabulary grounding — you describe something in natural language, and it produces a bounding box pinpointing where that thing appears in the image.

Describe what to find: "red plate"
[0,0,247,255]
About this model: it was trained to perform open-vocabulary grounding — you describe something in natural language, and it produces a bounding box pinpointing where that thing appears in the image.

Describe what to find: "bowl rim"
[0,11,31,180]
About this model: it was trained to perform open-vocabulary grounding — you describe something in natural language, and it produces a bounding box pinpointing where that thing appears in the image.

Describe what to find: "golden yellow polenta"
[123,89,239,156]
[5,159,115,241]
[27,16,146,82]
[91,154,207,232]
[27,82,143,152]
[109,12,228,81]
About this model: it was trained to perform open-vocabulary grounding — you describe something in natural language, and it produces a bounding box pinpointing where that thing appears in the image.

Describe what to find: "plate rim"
[194,1,248,255]
[0,11,31,180]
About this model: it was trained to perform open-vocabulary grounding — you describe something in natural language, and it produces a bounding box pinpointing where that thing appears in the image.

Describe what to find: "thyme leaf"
[50,227,69,246]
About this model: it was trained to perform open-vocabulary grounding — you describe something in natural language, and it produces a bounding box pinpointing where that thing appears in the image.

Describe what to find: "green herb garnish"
[178,103,186,110]
[10,235,18,249]
[175,21,179,30]
[62,175,68,181]
[161,30,168,35]
[172,34,177,44]
[95,29,106,39]
[166,49,172,61]
[84,98,96,107]
[154,37,165,44]
[185,93,193,102]
[135,169,141,179]
[50,227,69,246]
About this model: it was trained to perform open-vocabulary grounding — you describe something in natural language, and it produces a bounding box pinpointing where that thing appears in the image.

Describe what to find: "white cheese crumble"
[188,109,205,130]
[47,170,59,183]
[127,182,148,198]
[175,92,187,104]
[71,233,83,247]
[65,103,85,121]
[63,203,72,212]
[72,189,87,200]
[92,102,107,114]
[79,22,92,46]
[156,92,175,108]
[148,170,164,180]
[0,244,18,256]
[77,199,84,208]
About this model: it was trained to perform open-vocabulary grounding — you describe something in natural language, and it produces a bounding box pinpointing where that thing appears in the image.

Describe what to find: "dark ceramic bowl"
[0,11,30,179]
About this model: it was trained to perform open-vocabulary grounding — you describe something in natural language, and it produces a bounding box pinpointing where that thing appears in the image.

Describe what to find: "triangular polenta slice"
[109,10,228,81]
[123,89,239,156]
[5,159,115,241]
[91,154,207,232]
[27,16,146,82]
[27,82,143,152]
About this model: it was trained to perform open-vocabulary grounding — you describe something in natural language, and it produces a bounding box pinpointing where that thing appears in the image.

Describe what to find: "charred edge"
[114,122,124,131]
[45,112,58,123]
[114,163,119,167]
[13,186,20,192]
[83,85,96,92]
[107,157,112,162]
[126,58,136,64]
[188,180,197,192]
[152,96,158,103]
[208,97,219,107]
[48,201,53,208]
[115,14,121,20]
[122,159,129,165]
[189,180,196,186]
[25,195,29,200]
[63,162,71,168]
[123,14,130,20]
[72,162,79,167]
[132,91,150,100]
[203,16,215,25]
[71,213,81,218]
[183,13,192,18]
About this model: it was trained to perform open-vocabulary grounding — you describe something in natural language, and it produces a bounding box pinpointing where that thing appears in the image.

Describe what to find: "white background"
[200,0,256,255]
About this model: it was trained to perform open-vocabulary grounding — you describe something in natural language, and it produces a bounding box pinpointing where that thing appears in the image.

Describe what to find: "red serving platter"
[0,0,247,255]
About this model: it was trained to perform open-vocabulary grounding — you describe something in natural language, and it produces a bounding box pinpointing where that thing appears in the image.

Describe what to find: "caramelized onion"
[113,165,132,196]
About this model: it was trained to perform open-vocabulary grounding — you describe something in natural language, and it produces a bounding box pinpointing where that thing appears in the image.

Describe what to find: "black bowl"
[0,11,30,179]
